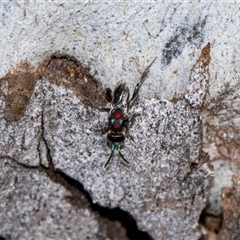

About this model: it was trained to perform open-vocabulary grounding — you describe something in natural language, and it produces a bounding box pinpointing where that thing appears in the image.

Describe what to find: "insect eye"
[119,119,123,125]
[110,118,114,125]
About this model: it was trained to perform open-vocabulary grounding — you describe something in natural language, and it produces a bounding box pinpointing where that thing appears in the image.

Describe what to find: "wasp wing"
[128,57,157,109]
[113,81,130,107]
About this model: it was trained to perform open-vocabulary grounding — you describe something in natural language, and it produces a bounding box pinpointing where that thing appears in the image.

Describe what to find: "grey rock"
[42,83,212,239]
[0,158,128,240]
[0,43,212,239]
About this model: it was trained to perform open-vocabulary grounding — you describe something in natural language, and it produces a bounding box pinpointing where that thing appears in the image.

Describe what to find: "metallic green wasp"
[91,57,157,168]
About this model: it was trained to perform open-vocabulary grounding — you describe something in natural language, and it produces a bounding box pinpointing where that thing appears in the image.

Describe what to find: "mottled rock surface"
[218,175,240,240]
[2,1,240,240]
[0,158,129,240]
[0,43,212,239]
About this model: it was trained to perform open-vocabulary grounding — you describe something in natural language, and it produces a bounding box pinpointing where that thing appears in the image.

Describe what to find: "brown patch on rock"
[0,55,107,122]
[213,127,240,166]
[199,229,217,240]
[199,212,222,240]
[37,54,106,107]
[0,61,38,121]
[218,175,240,240]
[185,42,211,108]
[200,42,211,64]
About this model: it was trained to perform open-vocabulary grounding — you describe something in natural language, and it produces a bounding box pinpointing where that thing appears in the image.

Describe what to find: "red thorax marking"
[110,109,124,132]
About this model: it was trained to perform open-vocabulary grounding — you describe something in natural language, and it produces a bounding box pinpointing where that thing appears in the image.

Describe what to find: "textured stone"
[0,79,42,166]
[2,1,240,239]
[0,158,128,240]
[218,175,240,240]
[1,43,212,239]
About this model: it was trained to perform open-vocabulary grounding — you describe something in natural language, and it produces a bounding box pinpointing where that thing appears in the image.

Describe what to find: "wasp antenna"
[137,57,157,85]
[118,151,129,165]
[104,150,114,168]
[148,56,157,68]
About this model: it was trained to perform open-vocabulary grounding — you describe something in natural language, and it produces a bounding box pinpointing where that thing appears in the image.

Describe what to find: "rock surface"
[1,2,240,240]
[218,175,240,240]
[0,43,212,239]
[0,158,129,240]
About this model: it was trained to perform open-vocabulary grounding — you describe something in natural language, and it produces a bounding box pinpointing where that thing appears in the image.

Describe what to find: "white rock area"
[1,1,240,239]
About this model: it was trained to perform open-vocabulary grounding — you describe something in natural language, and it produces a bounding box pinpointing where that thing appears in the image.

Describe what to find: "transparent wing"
[128,57,157,109]
[113,81,130,107]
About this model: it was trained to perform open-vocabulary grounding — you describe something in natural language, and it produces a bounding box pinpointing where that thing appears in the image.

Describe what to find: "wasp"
[91,57,157,168]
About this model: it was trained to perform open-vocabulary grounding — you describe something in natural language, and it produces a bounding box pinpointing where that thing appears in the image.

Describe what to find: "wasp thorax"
[109,108,125,133]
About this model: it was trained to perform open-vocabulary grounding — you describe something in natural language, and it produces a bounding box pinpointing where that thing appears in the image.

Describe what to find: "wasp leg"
[128,57,157,109]
[89,100,111,112]
[124,126,136,146]
[94,123,110,134]
[125,129,138,147]
[127,134,137,145]
[118,151,129,165]
[124,114,139,146]
[102,123,110,134]
[104,150,114,168]
[129,113,140,127]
